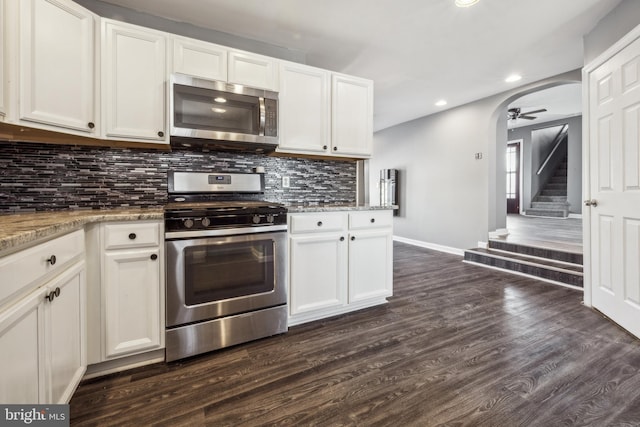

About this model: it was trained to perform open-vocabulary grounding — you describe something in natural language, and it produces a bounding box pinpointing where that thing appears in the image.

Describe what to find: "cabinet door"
[228,50,277,90]
[103,248,161,358]
[0,287,46,403]
[331,73,373,158]
[0,0,5,119]
[103,21,167,143]
[289,233,347,315]
[278,62,330,155]
[172,37,227,81]
[348,229,393,303]
[19,0,95,133]
[44,262,85,404]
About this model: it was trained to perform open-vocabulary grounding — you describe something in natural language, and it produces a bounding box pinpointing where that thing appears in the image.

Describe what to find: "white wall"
[370,70,581,251]
[583,0,640,65]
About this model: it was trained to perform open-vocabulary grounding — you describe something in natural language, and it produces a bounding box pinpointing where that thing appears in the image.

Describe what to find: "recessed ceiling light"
[455,0,480,7]
[211,108,227,113]
[214,97,227,103]
[435,100,447,107]
[505,74,522,83]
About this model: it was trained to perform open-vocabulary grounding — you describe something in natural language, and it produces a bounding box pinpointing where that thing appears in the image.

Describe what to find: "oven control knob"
[183,218,194,229]
[201,217,211,227]
[252,215,261,224]
[266,214,274,223]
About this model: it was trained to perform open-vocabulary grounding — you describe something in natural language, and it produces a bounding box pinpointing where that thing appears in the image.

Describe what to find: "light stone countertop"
[0,208,164,254]
[0,204,396,254]
[285,204,397,213]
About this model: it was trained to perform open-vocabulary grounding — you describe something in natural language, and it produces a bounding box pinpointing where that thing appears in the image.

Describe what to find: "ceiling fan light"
[455,0,480,7]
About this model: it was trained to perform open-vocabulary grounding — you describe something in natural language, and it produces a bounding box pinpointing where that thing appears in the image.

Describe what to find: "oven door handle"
[258,97,266,136]
[165,224,287,240]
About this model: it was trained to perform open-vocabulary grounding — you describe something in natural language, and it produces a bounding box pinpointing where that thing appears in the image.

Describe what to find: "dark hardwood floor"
[504,214,583,254]
[70,243,640,426]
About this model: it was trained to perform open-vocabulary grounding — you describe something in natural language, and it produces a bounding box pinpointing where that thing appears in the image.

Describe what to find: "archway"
[488,80,581,237]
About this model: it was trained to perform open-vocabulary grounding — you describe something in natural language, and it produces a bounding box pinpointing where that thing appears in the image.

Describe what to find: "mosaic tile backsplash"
[0,141,357,212]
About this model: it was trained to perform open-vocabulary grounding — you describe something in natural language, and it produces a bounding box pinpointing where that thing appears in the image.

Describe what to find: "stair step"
[541,189,567,196]
[535,195,568,203]
[545,183,567,190]
[488,239,583,265]
[531,202,569,209]
[549,176,567,183]
[463,248,583,288]
[525,209,568,218]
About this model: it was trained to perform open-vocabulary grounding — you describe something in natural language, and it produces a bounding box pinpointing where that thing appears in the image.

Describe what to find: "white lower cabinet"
[98,221,164,360]
[288,210,393,326]
[0,257,86,404]
[103,248,161,358]
[348,229,394,303]
[289,232,347,315]
[44,262,86,404]
[0,287,46,403]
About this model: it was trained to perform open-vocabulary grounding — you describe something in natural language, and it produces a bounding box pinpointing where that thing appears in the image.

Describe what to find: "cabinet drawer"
[289,213,347,234]
[0,229,85,309]
[103,222,160,250]
[349,211,393,230]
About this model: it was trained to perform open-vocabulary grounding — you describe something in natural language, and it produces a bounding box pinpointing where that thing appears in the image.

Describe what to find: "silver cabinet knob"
[584,199,598,207]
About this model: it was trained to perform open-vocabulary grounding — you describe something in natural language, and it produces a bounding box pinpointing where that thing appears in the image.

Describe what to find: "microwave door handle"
[258,97,266,136]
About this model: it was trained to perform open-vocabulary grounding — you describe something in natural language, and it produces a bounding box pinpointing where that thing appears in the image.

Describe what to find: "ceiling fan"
[508,107,547,120]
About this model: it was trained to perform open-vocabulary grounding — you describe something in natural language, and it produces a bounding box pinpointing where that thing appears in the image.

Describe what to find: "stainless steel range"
[164,171,288,362]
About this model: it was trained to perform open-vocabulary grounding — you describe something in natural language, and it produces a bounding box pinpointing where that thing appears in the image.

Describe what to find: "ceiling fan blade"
[522,108,547,115]
[519,115,536,120]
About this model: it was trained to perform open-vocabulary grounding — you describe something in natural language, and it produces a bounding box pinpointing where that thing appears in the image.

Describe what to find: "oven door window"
[174,84,260,135]
[184,240,275,305]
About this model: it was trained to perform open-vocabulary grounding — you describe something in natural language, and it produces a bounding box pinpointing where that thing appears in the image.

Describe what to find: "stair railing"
[536,124,569,175]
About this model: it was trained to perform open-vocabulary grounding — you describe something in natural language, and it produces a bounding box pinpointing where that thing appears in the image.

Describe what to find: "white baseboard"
[568,213,583,219]
[393,235,464,256]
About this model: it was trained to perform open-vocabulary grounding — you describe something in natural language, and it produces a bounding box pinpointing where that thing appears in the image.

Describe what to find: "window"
[506,144,518,199]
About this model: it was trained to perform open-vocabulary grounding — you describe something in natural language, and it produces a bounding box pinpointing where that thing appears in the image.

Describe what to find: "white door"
[289,233,347,315]
[103,248,161,358]
[0,287,46,403]
[19,0,95,133]
[102,20,166,142]
[585,30,640,339]
[0,0,5,118]
[331,73,373,158]
[171,36,227,81]
[228,50,277,90]
[44,263,85,404]
[348,229,393,304]
[278,62,330,155]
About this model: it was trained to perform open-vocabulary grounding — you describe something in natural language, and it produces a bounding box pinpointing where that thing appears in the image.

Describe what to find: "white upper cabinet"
[171,36,227,81]
[331,73,373,158]
[19,0,97,134]
[228,49,278,91]
[277,61,331,155]
[102,20,167,143]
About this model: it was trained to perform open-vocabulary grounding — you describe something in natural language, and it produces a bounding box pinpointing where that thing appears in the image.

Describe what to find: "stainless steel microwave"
[170,73,278,151]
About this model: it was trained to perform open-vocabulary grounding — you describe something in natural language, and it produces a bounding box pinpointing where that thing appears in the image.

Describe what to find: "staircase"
[463,239,583,289]
[526,158,569,218]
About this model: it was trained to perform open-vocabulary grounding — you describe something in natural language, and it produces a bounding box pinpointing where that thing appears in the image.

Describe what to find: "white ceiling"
[507,83,582,129]
[98,0,621,131]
